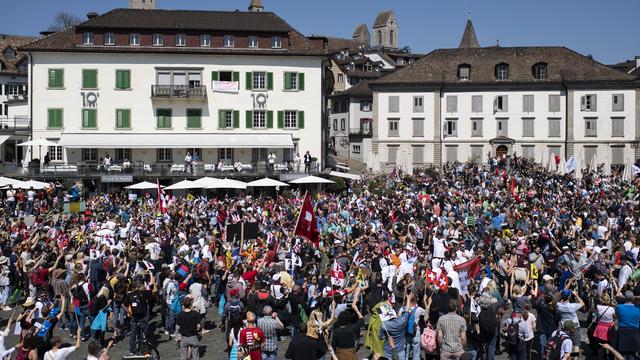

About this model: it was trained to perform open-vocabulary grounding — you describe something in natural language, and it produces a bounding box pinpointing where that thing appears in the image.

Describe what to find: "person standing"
[380,292,412,360]
[615,291,640,358]
[5,185,15,216]
[239,311,264,360]
[294,153,302,172]
[184,152,193,174]
[332,289,364,359]
[257,306,284,360]
[303,151,312,173]
[124,277,154,355]
[436,299,467,360]
[556,289,584,355]
[176,297,200,360]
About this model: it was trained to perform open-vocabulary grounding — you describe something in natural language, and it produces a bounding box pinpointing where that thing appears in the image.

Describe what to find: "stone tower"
[129,0,155,9]
[352,24,371,47]
[248,0,264,12]
[372,10,398,49]
[458,19,480,48]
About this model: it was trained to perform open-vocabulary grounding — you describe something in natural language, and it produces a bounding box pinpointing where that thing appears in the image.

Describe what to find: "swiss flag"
[294,192,319,246]
[330,260,345,286]
[157,179,168,214]
[436,272,449,291]
[425,269,438,285]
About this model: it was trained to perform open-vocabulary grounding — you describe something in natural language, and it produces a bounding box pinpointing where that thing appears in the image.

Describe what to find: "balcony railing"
[151,85,207,99]
[348,128,373,136]
[0,117,31,132]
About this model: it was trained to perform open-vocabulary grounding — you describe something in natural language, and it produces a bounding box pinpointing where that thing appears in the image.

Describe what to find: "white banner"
[211,81,239,92]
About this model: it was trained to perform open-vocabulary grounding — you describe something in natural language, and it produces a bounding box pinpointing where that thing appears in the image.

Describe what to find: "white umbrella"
[164,180,201,190]
[193,177,220,188]
[125,181,161,190]
[247,177,289,187]
[16,179,50,190]
[0,176,22,187]
[622,158,633,182]
[590,155,598,173]
[603,161,611,177]
[208,178,247,189]
[17,138,58,147]
[289,175,335,184]
[329,171,361,181]
[547,152,557,173]
[575,154,583,181]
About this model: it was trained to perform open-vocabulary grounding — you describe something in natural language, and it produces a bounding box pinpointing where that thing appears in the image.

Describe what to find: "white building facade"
[23,8,326,174]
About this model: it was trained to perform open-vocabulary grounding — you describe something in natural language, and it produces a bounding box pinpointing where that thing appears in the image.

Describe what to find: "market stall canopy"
[58,133,294,149]
[289,175,335,184]
[247,177,289,187]
[125,181,162,190]
[0,176,22,188]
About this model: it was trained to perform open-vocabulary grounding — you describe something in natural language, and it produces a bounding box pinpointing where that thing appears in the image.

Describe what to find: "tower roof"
[353,24,368,37]
[248,0,264,11]
[458,19,479,48]
[373,10,394,28]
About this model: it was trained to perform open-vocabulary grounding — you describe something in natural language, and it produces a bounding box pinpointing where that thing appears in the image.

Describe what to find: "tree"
[48,12,82,32]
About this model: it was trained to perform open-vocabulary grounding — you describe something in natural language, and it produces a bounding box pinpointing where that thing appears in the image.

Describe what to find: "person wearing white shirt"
[432,235,447,269]
[618,259,633,288]
[45,326,81,360]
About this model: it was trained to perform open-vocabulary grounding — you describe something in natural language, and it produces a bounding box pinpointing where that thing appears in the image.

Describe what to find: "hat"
[52,269,66,279]
[542,274,553,282]
[563,320,576,331]
[0,256,8,265]
[272,274,281,282]
[561,289,572,299]
[22,297,35,307]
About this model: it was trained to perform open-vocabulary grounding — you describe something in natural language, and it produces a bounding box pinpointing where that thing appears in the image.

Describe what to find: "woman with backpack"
[331,288,364,360]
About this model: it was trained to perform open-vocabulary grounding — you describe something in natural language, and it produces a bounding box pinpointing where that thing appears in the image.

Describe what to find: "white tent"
[125,181,161,190]
[208,178,247,189]
[193,177,220,188]
[164,180,201,190]
[0,177,22,188]
[16,179,50,190]
[590,155,598,172]
[547,152,557,173]
[329,171,361,181]
[17,138,58,147]
[404,151,414,175]
[289,175,335,184]
[247,177,289,187]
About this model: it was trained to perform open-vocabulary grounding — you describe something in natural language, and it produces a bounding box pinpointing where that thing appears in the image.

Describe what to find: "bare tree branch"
[47,12,82,32]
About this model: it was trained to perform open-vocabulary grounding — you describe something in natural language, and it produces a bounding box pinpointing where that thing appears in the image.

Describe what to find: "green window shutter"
[267,111,274,128]
[267,72,273,90]
[298,73,305,91]
[49,69,63,88]
[157,109,171,128]
[82,109,97,128]
[187,109,202,128]
[82,69,97,89]
[284,73,292,91]
[48,70,55,88]
[233,110,240,128]
[298,111,305,129]
[245,72,253,90]
[117,109,131,128]
[277,111,284,128]
[246,111,253,128]
[233,72,240,82]
[48,109,60,128]
[211,71,219,81]
[218,110,226,128]
[116,70,123,88]
[116,70,130,89]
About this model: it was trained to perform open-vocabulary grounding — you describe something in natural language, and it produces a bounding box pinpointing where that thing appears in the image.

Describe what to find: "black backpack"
[227,299,242,319]
[542,333,570,360]
[129,292,147,317]
[503,319,521,349]
[72,283,90,306]
[478,306,498,341]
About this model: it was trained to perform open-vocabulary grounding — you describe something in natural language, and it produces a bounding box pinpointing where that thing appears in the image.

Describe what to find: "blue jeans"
[166,309,176,334]
[385,347,406,360]
[112,303,126,333]
[406,334,421,360]
[70,304,91,338]
[539,334,548,359]
[486,330,498,360]
[262,350,277,360]
[130,316,149,354]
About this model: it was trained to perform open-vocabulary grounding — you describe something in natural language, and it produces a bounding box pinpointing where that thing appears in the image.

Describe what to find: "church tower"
[129,0,155,9]
[458,19,480,48]
[372,10,398,49]
[352,24,371,47]
[248,0,264,12]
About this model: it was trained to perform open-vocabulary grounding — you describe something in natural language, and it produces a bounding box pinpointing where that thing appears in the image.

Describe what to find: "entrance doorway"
[496,145,508,158]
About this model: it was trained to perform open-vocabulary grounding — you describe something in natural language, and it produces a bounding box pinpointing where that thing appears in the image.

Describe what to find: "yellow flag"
[530,263,539,280]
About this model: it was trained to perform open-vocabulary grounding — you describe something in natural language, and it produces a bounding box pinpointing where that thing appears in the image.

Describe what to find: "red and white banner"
[293,192,319,246]
[453,257,482,295]
[211,81,239,92]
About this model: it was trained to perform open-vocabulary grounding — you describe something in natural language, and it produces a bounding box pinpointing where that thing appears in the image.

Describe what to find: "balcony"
[348,127,373,137]
[151,85,207,100]
[0,116,31,134]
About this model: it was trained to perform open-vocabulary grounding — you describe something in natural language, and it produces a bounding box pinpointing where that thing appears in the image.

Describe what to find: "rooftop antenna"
[468,0,472,20]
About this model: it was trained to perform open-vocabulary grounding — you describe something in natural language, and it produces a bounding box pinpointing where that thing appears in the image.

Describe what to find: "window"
[360,100,372,112]
[284,72,304,91]
[611,146,624,165]
[364,63,373,72]
[82,109,97,128]
[82,69,98,89]
[81,148,97,162]
[446,146,458,163]
[495,63,509,80]
[186,109,202,128]
[248,36,259,48]
[175,34,186,46]
[200,34,211,47]
[612,117,624,137]
[413,96,424,112]
[612,94,624,111]
[458,64,470,80]
[533,63,547,80]
[217,71,236,82]
[82,32,94,45]
[48,69,64,88]
[352,145,361,154]
[497,119,508,137]
[388,96,399,113]
[158,70,201,88]
[252,110,266,128]
[361,119,371,134]
[584,146,597,166]
[340,118,346,131]
[153,34,164,46]
[471,145,484,162]
[129,33,140,46]
[377,31,383,45]
[104,32,115,46]
[387,145,399,163]
[412,118,424,137]
[523,95,534,112]
[115,70,131,89]
[446,95,458,113]
[412,146,424,163]
[585,118,597,137]
[47,109,63,128]
[156,109,172,128]
[471,118,483,137]
[115,148,131,162]
[252,72,266,90]
[272,36,282,48]
[284,111,298,128]
[218,110,237,129]
[445,119,457,137]
[522,118,534,137]
[333,118,337,131]
[388,119,399,137]
[156,148,172,162]
[251,148,267,163]
[6,84,23,96]
[337,73,344,83]
[219,148,233,162]
[116,109,131,129]
[548,118,561,137]
[521,145,535,160]
[581,94,597,111]
[472,95,483,113]
[224,35,235,47]
[48,146,63,161]
[3,48,15,60]
[549,95,561,112]
[494,95,508,112]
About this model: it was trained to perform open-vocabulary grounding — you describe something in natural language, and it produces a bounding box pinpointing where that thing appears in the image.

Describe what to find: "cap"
[563,320,576,331]
[542,274,553,281]
[561,289,572,299]
[272,274,281,282]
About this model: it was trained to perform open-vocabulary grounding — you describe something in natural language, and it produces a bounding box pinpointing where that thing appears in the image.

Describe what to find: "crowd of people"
[0,154,638,360]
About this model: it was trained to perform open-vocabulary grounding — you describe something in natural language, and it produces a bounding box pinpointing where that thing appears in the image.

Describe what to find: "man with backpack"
[402,290,426,360]
[70,273,94,342]
[478,285,507,360]
[501,311,530,360]
[542,321,574,360]
[124,276,155,355]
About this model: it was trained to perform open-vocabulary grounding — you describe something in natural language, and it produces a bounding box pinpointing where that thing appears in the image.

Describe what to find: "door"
[495,145,508,158]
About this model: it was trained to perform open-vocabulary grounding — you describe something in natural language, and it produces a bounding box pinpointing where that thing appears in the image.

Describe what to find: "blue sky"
[1,0,637,64]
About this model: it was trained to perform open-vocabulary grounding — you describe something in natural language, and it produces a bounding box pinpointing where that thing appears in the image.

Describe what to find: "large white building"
[370,20,640,168]
[21,6,327,176]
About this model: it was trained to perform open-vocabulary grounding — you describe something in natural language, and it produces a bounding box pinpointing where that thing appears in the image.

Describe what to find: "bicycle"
[123,323,161,360]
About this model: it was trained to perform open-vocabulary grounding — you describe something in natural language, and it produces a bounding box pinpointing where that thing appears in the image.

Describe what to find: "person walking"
[124,277,154,355]
[380,292,412,360]
[239,311,264,360]
[615,291,640,359]
[176,297,200,360]
[257,306,284,360]
[436,299,467,360]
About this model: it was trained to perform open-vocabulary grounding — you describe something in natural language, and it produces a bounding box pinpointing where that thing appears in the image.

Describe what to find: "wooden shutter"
[298,111,304,129]
[232,72,240,82]
[267,111,274,128]
[82,69,97,89]
[298,73,305,91]
[245,72,253,90]
[277,111,284,128]
[246,111,253,128]
[211,71,219,81]
[284,73,292,91]
[267,72,273,90]
[233,111,239,128]
[502,96,508,112]
[218,110,226,128]
[187,109,201,128]
[580,96,586,111]
[591,94,597,111]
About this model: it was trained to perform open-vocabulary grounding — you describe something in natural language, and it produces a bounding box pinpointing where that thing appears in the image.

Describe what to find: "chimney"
[248,0,264,12]
[635,56,640,70]
[86,12,98,20]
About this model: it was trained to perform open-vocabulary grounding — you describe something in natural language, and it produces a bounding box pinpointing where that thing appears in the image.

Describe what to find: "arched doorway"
[496,145,508,158]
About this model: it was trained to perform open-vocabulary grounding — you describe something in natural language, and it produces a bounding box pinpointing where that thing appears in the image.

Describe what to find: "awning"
[329,171,361,181]
[0,136,9,146]
[58,133,294,149]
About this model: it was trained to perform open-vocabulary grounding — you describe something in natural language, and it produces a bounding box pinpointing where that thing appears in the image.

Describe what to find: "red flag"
[425,270,438,285]
[294,192,319,246]
[157,179,167,214]
[453,257,482,280]
[510,177,516,197]
[436,272,449,291]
